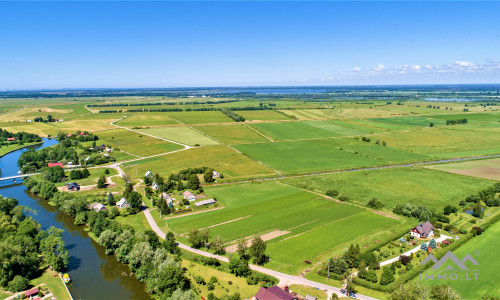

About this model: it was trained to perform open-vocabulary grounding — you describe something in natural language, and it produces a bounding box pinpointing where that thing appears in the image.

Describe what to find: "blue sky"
[1,1,499,89]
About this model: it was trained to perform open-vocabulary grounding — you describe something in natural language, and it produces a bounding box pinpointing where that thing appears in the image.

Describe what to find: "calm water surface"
[0,139,149,300]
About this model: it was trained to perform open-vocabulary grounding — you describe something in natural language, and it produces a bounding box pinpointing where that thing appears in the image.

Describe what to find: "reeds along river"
[0,139,150,300]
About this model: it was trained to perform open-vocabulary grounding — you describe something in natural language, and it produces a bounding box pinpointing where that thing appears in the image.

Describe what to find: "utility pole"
[327,259,331,281]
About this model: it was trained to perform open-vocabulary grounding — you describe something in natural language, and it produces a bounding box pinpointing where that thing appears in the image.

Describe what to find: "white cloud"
[321,76,334,81]
[347,59,500,78]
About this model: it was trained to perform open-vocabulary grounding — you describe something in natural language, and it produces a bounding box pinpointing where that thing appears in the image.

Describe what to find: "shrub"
[338,195,349,202]
[366,198,384,209]
[459,228,468,234]
[326,190,339,197]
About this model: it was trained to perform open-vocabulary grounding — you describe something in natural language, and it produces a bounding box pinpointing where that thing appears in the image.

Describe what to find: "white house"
[89,202,107,212]
[152,182,160,190]
[213,170,220,178]
[145,171,153,178]
[116,197,130,209]
[183,190,197,202]
[410,221,435,238]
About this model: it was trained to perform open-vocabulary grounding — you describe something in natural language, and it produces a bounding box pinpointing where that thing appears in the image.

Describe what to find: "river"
[0,139,149,300]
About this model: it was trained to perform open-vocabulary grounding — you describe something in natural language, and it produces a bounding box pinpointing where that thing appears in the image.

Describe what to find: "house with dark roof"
[254,286,295,300]
[410,221,435,238]
[67,182,80,191]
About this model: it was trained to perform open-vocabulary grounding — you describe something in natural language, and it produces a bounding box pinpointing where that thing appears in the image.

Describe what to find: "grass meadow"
[249,120,371,141]
[193,124,268,144]
[282,167,495,210]
[237,110,291,121]
[136,126,219,146]
[166,111,233,124]
[97,129,184,157]
[419,220,500,298]
[235,140,384,174]
[121,145,276,180]
[168,181,406,274]
[115,114,180,127]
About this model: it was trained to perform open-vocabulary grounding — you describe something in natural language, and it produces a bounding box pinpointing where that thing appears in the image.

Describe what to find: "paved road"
[143,208,378,300]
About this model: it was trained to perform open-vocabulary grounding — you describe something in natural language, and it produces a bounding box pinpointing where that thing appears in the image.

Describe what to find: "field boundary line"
[142,208,377,300]
[243,123,275,142]
[166,206,226,220]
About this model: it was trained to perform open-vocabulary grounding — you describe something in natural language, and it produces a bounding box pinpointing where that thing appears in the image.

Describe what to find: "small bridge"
[0,174,35,182]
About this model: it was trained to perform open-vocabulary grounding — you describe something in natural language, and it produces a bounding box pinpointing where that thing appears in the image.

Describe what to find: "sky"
[1,1,499,89]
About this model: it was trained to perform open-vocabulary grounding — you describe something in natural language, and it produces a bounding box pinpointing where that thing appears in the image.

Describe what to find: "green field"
[169,181,405,274]
[115,114,180,127]
[237,110,291,121]
[136,126,219,146]
[249,120,371,141]
[121,145,276,180]
[167,111,233,124]
[97,128,184,157]
[235,139,383,174]
[369,116,445,127]
[420,220,500,298]
[193,124,268,144]
[282,167,495,210]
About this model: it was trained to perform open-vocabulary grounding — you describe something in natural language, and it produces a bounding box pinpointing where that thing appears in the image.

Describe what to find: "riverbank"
[0,141,43,157]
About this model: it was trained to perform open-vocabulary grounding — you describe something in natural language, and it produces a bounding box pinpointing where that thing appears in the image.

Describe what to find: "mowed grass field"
[374,126,500,159]
[369,116,445,127]
[97,129,184,157]
[426,158,500,181]
[249,120,371,141]
[235,140,384,174]
[115,114,180,127]
[169,181,405,274]
[282,167,495,210]
[166,111,233,124]
[136,126,219,146]
[237,110,290,121]
[193,124,268,144]
[419,220,500,299]
[121,145,276,180]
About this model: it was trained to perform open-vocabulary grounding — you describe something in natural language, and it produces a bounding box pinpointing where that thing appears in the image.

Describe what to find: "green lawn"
[419,220,500,299]
[192,124,268,144]
[0,141,41,157]
[97,128,184,157]
[56,168,118,187]
[136,126,219,146]
[249,120,370,141]
[30,269,72,300]
[282,167,495,210]
[235,140,383,174]
[182,260,260,299]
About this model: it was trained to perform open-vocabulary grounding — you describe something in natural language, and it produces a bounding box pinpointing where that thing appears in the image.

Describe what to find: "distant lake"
[424,98,484,102]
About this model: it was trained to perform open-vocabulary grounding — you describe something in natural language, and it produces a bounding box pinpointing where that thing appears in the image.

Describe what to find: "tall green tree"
[187,174,200,190]
[249,236,267,265]
[40,227,69,271]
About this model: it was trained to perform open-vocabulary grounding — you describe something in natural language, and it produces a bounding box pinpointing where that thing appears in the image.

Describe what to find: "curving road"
[143,208,378,300]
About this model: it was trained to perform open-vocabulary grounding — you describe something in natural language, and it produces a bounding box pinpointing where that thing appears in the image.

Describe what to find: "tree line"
[0,196,68,292]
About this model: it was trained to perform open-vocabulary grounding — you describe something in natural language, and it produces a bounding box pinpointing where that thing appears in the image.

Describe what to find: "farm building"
[145,171,153,178]
[410,221,435,238]
[194,199,216,207]
[25,287,39,299]
[152,182,160,190]
[183,190,197,202]
[48,162,64,168]
[213,170,219,178]
[254,286,295,300]
[67,182,80,191]
[89,202,107,212]
[116,197,130,209]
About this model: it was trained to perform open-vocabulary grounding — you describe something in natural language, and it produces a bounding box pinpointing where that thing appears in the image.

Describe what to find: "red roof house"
[255,286,295,300]
[6,137,15,141]
[48,162,64,168]
[25,288,39,298]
